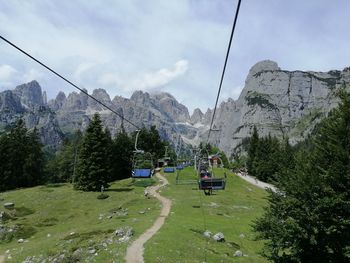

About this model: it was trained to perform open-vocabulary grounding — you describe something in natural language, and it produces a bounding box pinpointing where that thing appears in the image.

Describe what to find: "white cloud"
[98,73,122,86]
[0,64,17,80]
[23,68,44,83]
[98,60,189,94]
[127,60,189,92]
[221,85,244,102]
[74,62,95,81]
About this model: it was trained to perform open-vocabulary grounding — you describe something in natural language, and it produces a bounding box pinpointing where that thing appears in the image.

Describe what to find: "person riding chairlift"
[200,169,211,178]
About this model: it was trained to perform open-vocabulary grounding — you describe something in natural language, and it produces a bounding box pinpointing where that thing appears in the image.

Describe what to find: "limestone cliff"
[204,60,350,155]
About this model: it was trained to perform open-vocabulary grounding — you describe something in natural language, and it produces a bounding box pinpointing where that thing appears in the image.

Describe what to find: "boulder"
[4,203,14,209]
[212,232,225,242]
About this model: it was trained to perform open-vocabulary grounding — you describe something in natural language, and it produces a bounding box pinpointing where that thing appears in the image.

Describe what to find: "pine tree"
[254,91,350,263]
[110,131,134,181]
[74,114,112,191]
[135,126,165,162]
[0,119,44,190]
[247,126,259,176]
[45,130,82,183]
[23,127,44,186]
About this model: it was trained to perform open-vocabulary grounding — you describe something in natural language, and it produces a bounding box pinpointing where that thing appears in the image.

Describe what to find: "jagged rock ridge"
[1,60,350,155]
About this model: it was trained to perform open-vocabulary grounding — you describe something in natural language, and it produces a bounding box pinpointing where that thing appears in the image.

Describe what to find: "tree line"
[0,113,166,192]
[0,119,44,191]
[246,127,295,183]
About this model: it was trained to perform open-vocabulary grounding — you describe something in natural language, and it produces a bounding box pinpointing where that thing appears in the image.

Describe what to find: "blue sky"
[1,0,350,113]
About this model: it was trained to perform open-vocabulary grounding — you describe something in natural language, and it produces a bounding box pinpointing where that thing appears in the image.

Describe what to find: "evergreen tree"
[0,119,44,190]
[74,114,112,191]
[254,91,350,263]
[134,126,166,162]
[45,130,82,183]
[110,131,134,181]
[23,128,44,186]
[247,126,259,176]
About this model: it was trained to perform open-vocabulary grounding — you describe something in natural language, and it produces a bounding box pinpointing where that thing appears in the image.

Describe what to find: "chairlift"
[131,130,154,178]
[163,145,175,173]
[197,149,226,195]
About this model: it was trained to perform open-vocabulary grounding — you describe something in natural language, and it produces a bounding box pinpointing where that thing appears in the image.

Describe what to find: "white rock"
[212,232,225,242]
[203,230,212,238]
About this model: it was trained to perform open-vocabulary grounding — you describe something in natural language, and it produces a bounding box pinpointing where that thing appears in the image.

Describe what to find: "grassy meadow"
[0,167,269,262]
[144,167,269,263]
[0,178,160,262]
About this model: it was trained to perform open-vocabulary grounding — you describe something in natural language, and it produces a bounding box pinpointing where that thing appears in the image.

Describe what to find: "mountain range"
[1,60,349,156]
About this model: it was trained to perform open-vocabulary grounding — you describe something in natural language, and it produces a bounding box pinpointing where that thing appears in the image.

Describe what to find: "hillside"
[0,169,268,262]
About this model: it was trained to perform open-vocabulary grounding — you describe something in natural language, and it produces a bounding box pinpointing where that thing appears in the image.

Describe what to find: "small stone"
[88,248,96,254]
[4,202,14,209]
[115,228,125,236]
[17,238,24,243]
[234,250,243,257]
[107,215,113,219]
[70,232,76,235]
[47,233,51,238]
[125,227,134,237]
[239,233,245,238]
[72,248,83,257]
[212,232,225,242]
[203,230,212,238]
[139,211,145,214]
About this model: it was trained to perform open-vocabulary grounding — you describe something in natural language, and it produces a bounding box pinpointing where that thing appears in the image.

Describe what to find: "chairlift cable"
[207,0,242,143]
[0,35,141,130]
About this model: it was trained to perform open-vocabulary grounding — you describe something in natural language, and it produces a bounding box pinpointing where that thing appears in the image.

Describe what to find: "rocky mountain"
[205,60,350,155]
[0,81,64,150]
[1,60,350,155]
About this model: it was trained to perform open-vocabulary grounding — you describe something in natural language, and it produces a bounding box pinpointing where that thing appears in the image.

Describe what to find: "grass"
[144,167,269,263]
[0,168,269,262]
[0,177,160,262]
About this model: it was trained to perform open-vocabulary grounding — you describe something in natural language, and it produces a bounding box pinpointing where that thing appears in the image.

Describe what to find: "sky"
[1,0,350,113]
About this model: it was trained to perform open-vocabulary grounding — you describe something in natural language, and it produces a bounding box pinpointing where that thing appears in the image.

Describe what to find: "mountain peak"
[248,60,280,78]
[13,80,44,108]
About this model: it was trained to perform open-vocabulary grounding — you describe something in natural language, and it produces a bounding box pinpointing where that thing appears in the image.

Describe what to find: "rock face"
[0,81,64,150]
[1,60,350,155]
[207,60,350,155]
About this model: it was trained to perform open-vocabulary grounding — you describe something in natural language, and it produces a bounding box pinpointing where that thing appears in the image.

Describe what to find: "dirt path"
[125,172,171,263]
[236,172,277,192]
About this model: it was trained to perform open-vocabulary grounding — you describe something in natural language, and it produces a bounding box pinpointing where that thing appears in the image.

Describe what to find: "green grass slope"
[0,178,160,262]
[0,168,269,262]
[144,167,269,263]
